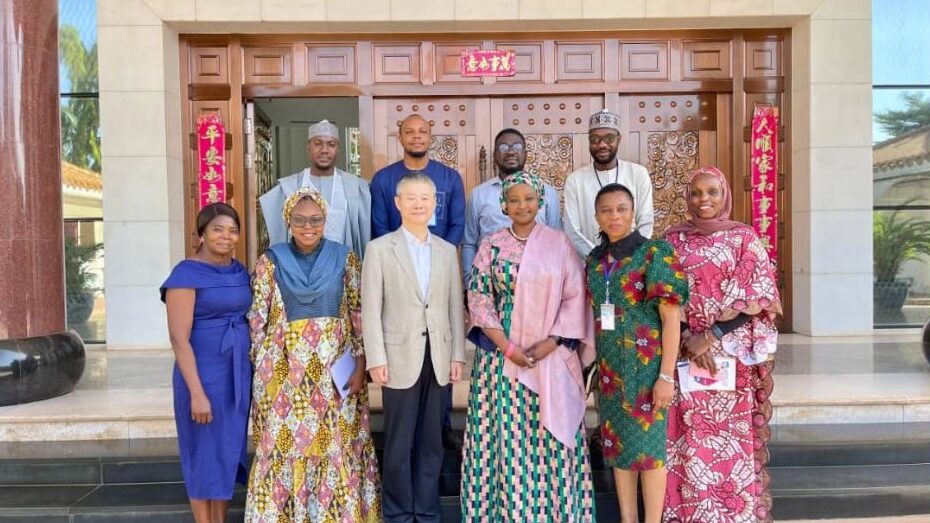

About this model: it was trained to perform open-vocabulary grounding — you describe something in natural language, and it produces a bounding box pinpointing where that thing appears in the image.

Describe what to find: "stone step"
[1,466,929,522]
[1,425,928,521]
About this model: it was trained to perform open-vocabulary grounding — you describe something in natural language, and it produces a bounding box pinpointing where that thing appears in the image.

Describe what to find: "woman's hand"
[652,379,675,410]
[691,351,719,376]
[682,331,714,360]
[190,392,213,424]
[347,366,367,395]
[507,348,536,369]
[524,337,558,362]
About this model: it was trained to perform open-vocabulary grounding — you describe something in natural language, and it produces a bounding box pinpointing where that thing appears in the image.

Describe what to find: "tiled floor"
[1,332,928,440]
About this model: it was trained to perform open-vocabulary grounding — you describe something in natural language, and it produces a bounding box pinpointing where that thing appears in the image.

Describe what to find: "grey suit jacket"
[361,228,466,389]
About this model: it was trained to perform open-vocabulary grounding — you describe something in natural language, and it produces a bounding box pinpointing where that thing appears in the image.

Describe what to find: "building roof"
[62,161,102,194]
[873,125,930,172]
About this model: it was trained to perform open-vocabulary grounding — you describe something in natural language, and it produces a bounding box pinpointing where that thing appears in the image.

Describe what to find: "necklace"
[508,225,533,242]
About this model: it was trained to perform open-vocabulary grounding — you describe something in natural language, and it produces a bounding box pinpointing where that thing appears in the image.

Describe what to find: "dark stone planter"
[922,318,930,368]
[67,290,95,326]
[874,280,910,313]
[0,331,85,406]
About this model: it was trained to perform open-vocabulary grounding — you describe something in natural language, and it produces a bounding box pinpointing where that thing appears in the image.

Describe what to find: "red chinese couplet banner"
[750,105,779,264]
[197,114,226,209]
[461,49,516,77]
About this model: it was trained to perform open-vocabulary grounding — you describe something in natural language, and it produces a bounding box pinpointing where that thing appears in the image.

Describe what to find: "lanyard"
[601,257,620,304]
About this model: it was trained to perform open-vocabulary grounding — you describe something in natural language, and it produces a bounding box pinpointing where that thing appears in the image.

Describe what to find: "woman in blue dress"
[161,202,252,523]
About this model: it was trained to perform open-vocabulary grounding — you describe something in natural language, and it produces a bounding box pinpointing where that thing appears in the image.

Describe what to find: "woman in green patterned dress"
[585,183,688,523]
[462,172,596,522]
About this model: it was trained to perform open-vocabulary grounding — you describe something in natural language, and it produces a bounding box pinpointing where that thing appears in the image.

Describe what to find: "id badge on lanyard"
[600,258,619,330]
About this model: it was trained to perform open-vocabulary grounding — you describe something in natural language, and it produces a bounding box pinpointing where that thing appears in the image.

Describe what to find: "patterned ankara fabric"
[245,251,381,523]
[662,226,781,523]
[585,239,689,470]
[462,229,596,522]
[283,187,328,224]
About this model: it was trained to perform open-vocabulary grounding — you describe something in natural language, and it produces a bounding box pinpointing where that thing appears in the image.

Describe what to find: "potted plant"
[64,235,102,326]
[873,207,930,316]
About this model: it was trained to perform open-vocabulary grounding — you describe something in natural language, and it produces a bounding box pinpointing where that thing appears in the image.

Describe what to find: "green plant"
[64,235,102,297]
[873,208,930,283]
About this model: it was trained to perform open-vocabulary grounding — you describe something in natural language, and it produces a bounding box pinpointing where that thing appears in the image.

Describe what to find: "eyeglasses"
[290,215,325,228]
[496,142,525,154]
[588,134,620,146]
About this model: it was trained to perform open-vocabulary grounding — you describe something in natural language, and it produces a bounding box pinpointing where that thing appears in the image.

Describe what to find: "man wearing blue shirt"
[370,113,466,450]
[370,114,466,245]
[461,128,562,278]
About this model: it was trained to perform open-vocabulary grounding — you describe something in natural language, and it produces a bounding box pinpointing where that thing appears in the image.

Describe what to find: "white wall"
[97,0,875,346]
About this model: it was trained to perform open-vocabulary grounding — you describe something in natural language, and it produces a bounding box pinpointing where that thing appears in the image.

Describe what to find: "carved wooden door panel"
[373,98,488,192]
[619,93,731,237]
[491,96,602,206]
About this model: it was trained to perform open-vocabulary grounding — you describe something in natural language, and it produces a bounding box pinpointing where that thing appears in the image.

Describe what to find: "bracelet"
[504,341,517,359]
[658,373,675,384]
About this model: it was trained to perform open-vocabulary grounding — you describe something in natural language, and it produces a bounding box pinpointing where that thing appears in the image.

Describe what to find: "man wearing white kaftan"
[563,109,654,257]
[259,120,372,257]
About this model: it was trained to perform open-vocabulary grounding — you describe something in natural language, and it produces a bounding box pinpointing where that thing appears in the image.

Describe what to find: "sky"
[872,0,930,143]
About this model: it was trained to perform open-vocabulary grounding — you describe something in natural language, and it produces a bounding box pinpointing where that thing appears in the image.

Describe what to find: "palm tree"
[59,24,100,171]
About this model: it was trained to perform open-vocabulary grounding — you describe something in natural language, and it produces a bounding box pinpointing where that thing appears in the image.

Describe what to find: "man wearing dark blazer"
[362,172,466,523]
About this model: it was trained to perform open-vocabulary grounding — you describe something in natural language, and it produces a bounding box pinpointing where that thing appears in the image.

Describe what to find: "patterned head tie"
[283,187,328,225]
[308,120,339,140]
[589,109,621,133]
[499,171,545,212]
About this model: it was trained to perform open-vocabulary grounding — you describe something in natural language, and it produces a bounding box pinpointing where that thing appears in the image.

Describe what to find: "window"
[873,0,930,327]
[60,0,104,341]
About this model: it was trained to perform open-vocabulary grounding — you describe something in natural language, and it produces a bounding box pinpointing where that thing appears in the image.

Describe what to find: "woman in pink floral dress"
[663,167,782,523]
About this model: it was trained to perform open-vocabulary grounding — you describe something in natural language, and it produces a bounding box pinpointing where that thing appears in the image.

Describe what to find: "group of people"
[161,109,782,523]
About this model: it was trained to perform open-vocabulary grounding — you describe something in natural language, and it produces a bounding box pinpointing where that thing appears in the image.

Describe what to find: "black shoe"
[442,425,463,450]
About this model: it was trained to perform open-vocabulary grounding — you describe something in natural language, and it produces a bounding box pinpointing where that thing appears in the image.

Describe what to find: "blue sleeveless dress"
[161,259,252,500]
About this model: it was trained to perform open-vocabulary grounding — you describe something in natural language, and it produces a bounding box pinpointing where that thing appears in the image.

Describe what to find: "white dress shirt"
[401,226,432,303]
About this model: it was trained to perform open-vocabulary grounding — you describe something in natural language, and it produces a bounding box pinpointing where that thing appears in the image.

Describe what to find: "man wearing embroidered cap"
[563,109,654,257]
[259,119,372,257]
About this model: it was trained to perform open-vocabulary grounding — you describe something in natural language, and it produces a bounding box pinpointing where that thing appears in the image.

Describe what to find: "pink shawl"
[665,166,750,236]
[504,225,595,449]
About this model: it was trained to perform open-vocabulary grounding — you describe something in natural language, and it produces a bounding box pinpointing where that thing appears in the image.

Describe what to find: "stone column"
[0,0,84,406]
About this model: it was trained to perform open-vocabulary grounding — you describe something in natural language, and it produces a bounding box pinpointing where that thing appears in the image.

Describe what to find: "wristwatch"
[658,373,675,384]
[710,324,724,340]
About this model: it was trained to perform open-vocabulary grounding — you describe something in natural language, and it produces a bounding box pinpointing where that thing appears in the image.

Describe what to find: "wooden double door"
[373,93,730,237]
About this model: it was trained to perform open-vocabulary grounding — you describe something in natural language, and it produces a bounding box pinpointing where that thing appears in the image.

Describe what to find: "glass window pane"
[872,88,930,144]
[58,0,98,94]
[873,0,930,85]
[65,219,105,342]
[874,208,930,327]
[61,96,101,219]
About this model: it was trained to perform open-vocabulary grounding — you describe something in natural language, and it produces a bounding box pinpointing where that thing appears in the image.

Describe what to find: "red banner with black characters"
[197,114,226,209]
[461,49,516,77]
[750,105,779,264]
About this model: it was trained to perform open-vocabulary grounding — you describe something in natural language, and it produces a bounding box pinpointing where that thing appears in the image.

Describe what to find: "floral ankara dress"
[245,239,381,523]
[586,238,688,470]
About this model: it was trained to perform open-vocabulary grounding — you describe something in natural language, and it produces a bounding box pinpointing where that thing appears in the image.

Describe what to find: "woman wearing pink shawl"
[461,172,596,522]
[663,166,782,523]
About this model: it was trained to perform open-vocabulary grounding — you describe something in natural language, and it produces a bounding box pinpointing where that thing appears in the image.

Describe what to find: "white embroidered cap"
[308,120,339,140]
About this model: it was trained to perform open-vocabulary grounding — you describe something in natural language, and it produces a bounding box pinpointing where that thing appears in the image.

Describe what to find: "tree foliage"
[875,91,930,140]
[59,24,100,171]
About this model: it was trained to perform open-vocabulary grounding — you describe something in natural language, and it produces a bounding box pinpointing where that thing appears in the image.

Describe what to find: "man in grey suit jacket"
[362,172,465,523]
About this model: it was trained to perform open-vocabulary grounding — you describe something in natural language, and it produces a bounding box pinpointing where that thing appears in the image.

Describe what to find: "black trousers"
[381,343,445,523]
